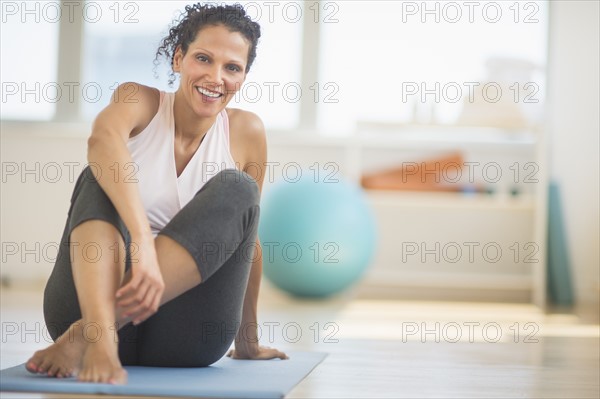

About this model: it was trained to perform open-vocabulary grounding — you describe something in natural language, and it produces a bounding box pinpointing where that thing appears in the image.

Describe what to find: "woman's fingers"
[116,273,142,301]
[227,347,289,360]
[117,267,160,306]
[115,246,165,325]
[120,281,152,319]
[131,288,161,325]
[261,348,289,360]
[120,279,163,324]
[146,289,162,319]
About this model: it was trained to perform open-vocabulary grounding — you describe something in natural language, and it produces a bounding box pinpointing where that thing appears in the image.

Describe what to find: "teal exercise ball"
[259,172,377,297]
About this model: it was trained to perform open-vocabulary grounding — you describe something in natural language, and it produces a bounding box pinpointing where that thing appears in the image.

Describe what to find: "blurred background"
[1,1,598,311]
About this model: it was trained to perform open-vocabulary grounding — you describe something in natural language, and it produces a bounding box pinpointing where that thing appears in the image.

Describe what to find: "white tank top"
[127,91,237,236]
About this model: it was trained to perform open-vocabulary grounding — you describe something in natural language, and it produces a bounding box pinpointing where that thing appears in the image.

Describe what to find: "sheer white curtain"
[81,1,302,129]
[1,3,59,120]
[318,1,548,134]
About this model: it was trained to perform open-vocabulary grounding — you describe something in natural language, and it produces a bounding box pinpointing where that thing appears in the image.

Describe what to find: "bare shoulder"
[227,108,266,156]
[95,82,160,136]
[113,83,160,137]
[226,108,266,139]
[110,82,159,110]
[226,108,267,187]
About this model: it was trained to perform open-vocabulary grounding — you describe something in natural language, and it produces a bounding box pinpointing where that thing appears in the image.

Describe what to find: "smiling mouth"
[196,86,223,98]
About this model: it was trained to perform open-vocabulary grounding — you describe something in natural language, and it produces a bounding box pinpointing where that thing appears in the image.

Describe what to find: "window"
[318,1,548,134]
[1,2,59,120]
[1,0,548,134]
[81,1,302,129]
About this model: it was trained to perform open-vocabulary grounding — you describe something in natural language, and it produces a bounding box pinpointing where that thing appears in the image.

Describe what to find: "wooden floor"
[1,283,598,398]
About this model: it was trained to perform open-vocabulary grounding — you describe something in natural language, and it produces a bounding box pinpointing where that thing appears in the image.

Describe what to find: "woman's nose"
[206,65,223,85]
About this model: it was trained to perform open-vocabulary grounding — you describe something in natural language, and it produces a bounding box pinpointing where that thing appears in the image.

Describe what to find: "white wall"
[1,1,599,308]
[1,127,88,284]
[547,1,600,306]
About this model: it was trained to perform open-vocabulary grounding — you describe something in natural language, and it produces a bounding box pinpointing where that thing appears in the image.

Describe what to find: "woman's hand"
[226,346,289,360]
[116,234,165,325]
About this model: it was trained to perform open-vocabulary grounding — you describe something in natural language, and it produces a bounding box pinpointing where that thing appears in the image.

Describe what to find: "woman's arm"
[227,110,288,360]
[87,82,165,325]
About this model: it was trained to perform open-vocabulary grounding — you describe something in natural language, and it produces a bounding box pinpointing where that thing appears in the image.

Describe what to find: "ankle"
[72,320,119,347]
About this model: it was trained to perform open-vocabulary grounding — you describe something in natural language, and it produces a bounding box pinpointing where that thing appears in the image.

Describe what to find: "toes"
[80,367,128,385]
[26,351,44,373]
[79,367,103,383]
[55,365,67,378]
[77,369,90,382]
[37,358,52,374]
[25,360,39,374]
[58,366,73,378]
[109,369,128,385]
[47,363,60,377]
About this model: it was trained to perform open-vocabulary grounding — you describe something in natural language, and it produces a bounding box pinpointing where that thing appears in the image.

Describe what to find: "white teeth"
[197,87,222,98]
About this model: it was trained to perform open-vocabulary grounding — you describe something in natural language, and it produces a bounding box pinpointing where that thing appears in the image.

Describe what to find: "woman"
[25,3,288,384]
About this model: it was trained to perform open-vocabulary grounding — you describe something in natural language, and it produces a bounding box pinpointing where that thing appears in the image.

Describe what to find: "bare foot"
[26,321,87,378]
[78,338,127,384]
[25,321,126,384]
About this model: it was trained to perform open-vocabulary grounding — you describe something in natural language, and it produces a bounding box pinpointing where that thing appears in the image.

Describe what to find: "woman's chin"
[193,96,230,117]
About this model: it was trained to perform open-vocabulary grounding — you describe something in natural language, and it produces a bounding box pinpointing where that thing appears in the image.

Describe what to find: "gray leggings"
[43,167,260,367]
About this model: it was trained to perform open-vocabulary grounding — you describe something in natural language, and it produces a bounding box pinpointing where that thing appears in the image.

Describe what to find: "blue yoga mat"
[0,351,326,398]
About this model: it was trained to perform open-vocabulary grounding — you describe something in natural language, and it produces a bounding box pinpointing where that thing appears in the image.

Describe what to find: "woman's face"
[173,24,249,118]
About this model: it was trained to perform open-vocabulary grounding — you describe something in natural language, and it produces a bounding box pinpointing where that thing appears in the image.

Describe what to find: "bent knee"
[209,169,260,207]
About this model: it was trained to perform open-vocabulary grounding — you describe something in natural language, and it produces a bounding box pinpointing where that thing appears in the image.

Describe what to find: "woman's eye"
[227,65,241,72]
[196,55,209,62]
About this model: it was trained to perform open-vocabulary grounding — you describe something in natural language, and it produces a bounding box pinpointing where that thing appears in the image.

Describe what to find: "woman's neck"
[173,91,218,147]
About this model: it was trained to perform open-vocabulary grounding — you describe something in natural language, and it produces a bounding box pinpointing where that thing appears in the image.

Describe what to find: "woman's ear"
[173,45,183,73]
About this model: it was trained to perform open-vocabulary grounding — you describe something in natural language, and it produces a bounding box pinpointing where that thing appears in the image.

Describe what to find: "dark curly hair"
[154,3,261,86]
